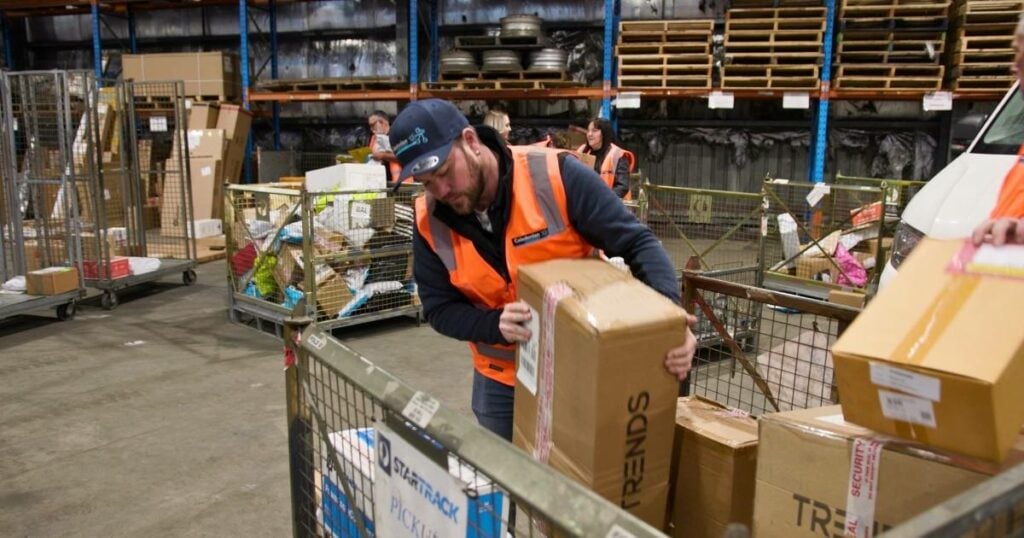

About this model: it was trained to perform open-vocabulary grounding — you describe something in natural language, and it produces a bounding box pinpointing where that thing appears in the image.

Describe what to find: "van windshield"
[974,90,1024,155]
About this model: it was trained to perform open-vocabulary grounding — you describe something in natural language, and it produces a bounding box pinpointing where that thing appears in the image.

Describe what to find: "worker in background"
[389,99,697,441]
[577,117,636,199]
[367,110,405,185]
[971,15,1024,246]
[482,110,511,142]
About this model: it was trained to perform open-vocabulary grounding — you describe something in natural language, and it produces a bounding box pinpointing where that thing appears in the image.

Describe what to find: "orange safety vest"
[414,146,594,386]
[989,145,1024,218]
[530,134,553,148]
[577,143,636,200]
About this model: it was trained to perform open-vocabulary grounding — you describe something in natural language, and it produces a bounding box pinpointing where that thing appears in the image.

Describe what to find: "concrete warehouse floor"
[0,259,469,537]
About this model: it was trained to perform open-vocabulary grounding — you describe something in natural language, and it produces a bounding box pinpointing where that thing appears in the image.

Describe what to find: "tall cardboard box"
[833,239,1024,462]
[753,405,1024,538]
[187,129,227,159]
[122,52,240,99]
[513,259,687,528]
[188,158,223,220]
[216,104,253,183]
[188,103,220,129]
[670,397,757,538]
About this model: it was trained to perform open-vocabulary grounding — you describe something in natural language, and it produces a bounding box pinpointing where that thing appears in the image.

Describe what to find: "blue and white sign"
[375,423,468,537]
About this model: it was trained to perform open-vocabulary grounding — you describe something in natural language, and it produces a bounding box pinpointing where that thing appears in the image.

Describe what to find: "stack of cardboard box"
[122,51,241,101]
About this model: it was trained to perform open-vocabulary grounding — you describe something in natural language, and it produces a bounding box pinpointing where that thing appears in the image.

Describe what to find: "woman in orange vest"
[577,117,636,199]
[367,110,406,186]
[971,27,1024,246]
[388,99,697,441]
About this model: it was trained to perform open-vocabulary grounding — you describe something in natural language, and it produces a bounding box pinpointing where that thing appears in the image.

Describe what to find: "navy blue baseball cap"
[389,99,469,181]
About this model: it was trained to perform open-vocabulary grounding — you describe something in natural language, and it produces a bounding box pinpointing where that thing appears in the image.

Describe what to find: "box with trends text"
[513,258,688,529]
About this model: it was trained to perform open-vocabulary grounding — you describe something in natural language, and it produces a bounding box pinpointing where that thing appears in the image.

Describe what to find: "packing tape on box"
[844,437,885,538]
[533,282,573,464]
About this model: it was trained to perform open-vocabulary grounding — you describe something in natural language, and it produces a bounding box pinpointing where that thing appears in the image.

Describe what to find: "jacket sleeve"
[612,157,631,198]
[559,155,681,303]
[413,227,509,344]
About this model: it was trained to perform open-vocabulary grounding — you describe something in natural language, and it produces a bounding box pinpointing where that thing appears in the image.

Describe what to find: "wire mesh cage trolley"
[0,71,86,322]
[284,319,672,538]
[71,77,198,309]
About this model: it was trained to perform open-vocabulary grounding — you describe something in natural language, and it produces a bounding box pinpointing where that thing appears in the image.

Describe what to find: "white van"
[880,83,1023,287]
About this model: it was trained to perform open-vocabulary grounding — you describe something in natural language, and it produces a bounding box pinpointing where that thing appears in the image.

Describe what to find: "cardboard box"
[571,151,597,169]
[795,251,872,283]
[26,267,79,296]
[83,257,131,280]
[670,397,758,538]
[753,405,1024,537]
[828,289,866,309]
[122,52,240,99]
[216,104,253,183]
[833,239,1024,462]
[188,102,220,129]
[305,163,387,193]
[187,129,227,159]
[512,259,687,528]
[188,158,223,221]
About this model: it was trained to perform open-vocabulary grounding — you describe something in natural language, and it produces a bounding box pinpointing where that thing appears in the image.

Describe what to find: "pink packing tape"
[533,282,573,464]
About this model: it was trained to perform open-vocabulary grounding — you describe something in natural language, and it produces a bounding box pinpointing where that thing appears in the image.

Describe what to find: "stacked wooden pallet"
[723,7,826,90]
[616,20,714,89]
[948,0,1023,91]
[426,71,576,90]
[835,0,950,90]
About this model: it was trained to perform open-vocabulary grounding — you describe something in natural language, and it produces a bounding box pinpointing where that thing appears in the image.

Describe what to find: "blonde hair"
[483,110,509,132]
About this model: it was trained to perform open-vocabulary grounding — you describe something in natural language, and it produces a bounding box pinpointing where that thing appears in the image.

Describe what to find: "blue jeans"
[471,370,515,442]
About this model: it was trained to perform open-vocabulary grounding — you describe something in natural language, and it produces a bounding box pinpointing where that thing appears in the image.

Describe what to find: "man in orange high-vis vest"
[390,99,697,441]
[368,110,406,185]
[972,21,1024,247]
[578,117,636,200]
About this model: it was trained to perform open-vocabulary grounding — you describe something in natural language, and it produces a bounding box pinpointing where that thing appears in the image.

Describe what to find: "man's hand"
[664,313,698,381]
[972,217,1024,246]
[499,301,533,344]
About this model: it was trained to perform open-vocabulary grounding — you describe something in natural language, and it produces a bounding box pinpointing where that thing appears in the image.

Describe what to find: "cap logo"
[394,127,428,156]
[409,155,441,175]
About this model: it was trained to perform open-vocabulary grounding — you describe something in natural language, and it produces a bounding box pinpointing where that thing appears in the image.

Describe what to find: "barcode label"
[516,305,540,395]
[878,390,936,428]
[149,116,168,132]
[870,363,940,401]
[402,391,440,428]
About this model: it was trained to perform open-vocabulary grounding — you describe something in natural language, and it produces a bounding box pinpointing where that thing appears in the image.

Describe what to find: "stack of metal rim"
[500,14,542,38]
[481,50,522,72]
[439,50,477,74]
[528,48,567,72]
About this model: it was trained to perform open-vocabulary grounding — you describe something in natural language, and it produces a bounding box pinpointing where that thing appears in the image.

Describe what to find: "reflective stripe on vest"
[414,146,593,386]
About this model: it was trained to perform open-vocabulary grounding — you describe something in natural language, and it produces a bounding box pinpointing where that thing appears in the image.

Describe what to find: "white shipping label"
[760,215,768,237]
[708,91,734,109]
[783,92,810,109]
[878,390,937,428]
[805,183,831,208]
[98,103,109,114]
[402,391,441,428]
[870,363,941,401]
[184,99,193,109]
[200,166,212,176]
[516,305,541,396]
[13,118,17,131]
[350,201,372,221]
[616,92,641,109]
[149,116,168,132]
[845,438,885,538]
[104,189,111,201]
[923,91,953,112]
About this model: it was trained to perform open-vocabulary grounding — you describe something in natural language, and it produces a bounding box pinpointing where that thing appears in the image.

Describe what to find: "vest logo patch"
[511,228,549,246]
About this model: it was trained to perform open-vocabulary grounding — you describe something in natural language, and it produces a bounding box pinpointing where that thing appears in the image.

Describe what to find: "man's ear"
[462,127,481,153]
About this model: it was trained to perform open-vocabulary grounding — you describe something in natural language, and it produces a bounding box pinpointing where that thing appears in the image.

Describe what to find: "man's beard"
[444,145,484,215]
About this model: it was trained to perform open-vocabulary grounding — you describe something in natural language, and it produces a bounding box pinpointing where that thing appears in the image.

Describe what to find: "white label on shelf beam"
[318,93,332,100]
[149,116,168,132]
[615,92,641,109]
[783,92,810,109]
[708,91,734,109]
[923,91,952,111]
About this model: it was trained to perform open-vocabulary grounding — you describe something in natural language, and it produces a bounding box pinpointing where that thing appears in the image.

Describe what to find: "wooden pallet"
[952,75,1016,90]
[725,39,824,53]
[620,20,714,33]
[424,79,582,90]
[439,70,569,81]
[619,63,712,77]
[839,16,949,31]
[196,235,226,264]
[616,42,712,54]
[721,64,821,89]
[619,27,714,44]
[951,49,1017,64]
[453,35,545,50]
[256,77,406,92]
[618,74,712,89]
[840,0,951,19]
[836,36,944,63]
[834,63,944,89]
[952,63,1013,77]
[726,51,824,64]
[729,0,824,7]
[955,35,1016,51]
[726,16,827,32]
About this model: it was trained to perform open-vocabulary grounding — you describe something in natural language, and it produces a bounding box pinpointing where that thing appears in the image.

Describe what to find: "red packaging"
[83,257,131,280]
